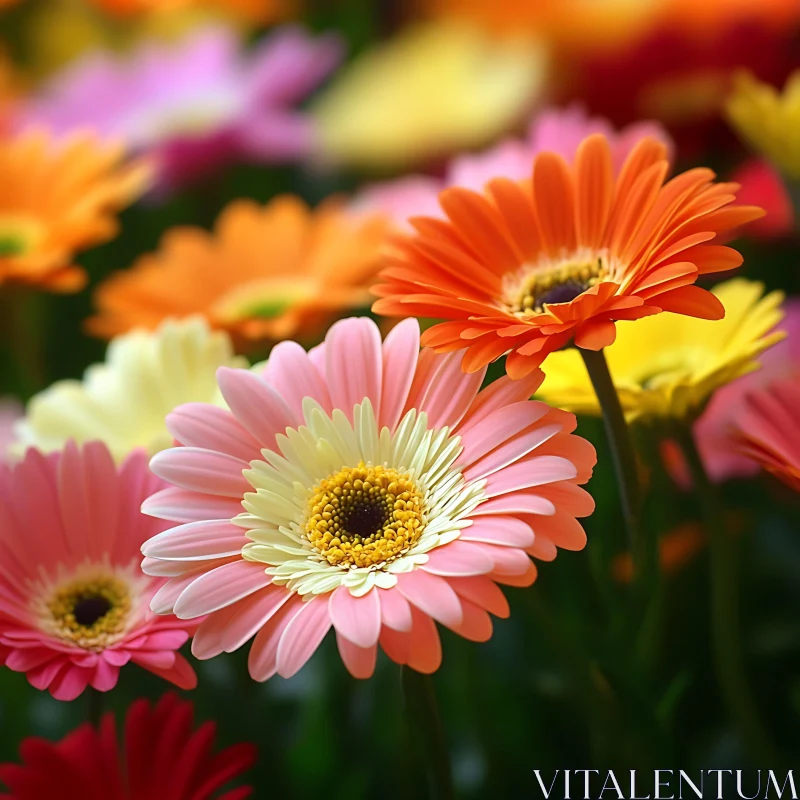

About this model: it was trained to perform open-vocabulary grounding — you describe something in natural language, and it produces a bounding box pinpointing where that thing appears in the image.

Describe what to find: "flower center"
[305,462,426,569]
[45,574,131,651]
[506,256,607,315]
[211,277,317,323]
[0,215,44,257]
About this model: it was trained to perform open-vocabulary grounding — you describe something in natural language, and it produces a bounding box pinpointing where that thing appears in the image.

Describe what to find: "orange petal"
[653,285,724,319]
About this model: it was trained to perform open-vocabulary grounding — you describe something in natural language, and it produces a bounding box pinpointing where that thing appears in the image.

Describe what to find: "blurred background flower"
[14,317,246,462]
[312,21,549,171]
[16,24,343,191]
[726,70,800,180]
[734,377,800,492]
[0,132,149,292]
[355,105,673,228]
[87,197,390,349]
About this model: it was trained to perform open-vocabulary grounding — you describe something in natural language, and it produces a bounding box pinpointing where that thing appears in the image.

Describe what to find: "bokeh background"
[1,0,800,797]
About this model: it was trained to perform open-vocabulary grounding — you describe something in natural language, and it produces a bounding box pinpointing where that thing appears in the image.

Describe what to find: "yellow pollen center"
[305,462,425,569]
[46,574,131,651]
[509,256,607,315]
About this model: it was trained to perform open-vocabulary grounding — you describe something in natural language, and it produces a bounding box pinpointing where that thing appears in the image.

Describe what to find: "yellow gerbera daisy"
[312,21,548,170]
[14,317,246,462]
[726,70,800,179]
[536,279,786,422]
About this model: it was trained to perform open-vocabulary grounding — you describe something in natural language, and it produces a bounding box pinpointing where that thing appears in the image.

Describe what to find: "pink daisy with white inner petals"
[0,442,197,701]
[142,317,596,680]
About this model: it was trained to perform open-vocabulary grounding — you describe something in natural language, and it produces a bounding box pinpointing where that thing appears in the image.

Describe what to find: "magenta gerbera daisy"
[141,317,596,680]
[0,442,197,701]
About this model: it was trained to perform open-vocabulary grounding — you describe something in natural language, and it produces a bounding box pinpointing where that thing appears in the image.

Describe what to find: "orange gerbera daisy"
[373,134,762,379]
[0,132,150,292]
[88,196,390,347]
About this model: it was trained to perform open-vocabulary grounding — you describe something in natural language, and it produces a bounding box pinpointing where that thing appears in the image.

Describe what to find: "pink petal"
[448,576,510,618]
[468,543,532,575]
[90,659,120,692]
[217,367,297,450]
[221,585,293,653]
[248,595,304,682]
[444,597,493,642]
[192,602,243,660]
[528,536,558,561]
[379,588,413,632]
[412,350,485,430]
[536,482,596,517]
[261,340,333,418]
[49,664,91,701]
[142,488,244,523]
[102,650,131,667]
[136,651,197,690]
[491,560,538,587]
[275,597,332,678]
[166,403,261,462]
[27,659,66,691]
[406,606,442,674]
[458,402,551,466]
[528,511,588,551]
[396,570,463,627]
[142,519,246,561]
[150,447,249,497]
[150,568,208,614]
[4,648,55,672]
[421,540,494,577]
[324,318,383,421]
[173,560,271,618]
[379,626,410,665]
[336,632,378,679]
[471,494,556,517]
[142,554,238,578]
[379,318,420,431]
[463,423,563,480]
[458,372,545,433]
[482,456,578,497]
[459,517,535,547]
[328,586,381,649]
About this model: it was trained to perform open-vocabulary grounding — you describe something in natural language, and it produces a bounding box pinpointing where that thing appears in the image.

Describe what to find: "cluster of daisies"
[0,0,800,795]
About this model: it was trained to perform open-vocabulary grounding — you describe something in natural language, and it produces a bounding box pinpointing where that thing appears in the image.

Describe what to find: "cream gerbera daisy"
[15,317,246,462]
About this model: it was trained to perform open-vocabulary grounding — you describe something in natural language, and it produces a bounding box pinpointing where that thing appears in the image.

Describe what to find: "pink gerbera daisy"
[0,442,197,701]
[0,694,256,799]
[141,316,596,680]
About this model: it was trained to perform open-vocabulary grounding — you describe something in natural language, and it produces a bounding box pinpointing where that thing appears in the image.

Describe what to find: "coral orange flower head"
[734,378,800,493]
[141,317,595,680]
[0,694,257,799]
[0,131,150,292]
[88,196,389,349]
[373,133,764,379]
[0,442,197,701]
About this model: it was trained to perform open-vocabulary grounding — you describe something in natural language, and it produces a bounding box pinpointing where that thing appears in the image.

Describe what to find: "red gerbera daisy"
[0,694,256,800]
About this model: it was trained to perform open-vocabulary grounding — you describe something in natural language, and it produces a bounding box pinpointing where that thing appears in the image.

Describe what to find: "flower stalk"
[579,347,642,552]
[402,666,455,800]
[677,427,780,768]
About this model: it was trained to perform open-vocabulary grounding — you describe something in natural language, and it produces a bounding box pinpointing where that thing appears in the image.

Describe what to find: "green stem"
[579,348,642,552]
[401,667,455,800]
[677,428,780,767]
[87,687,105,728]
